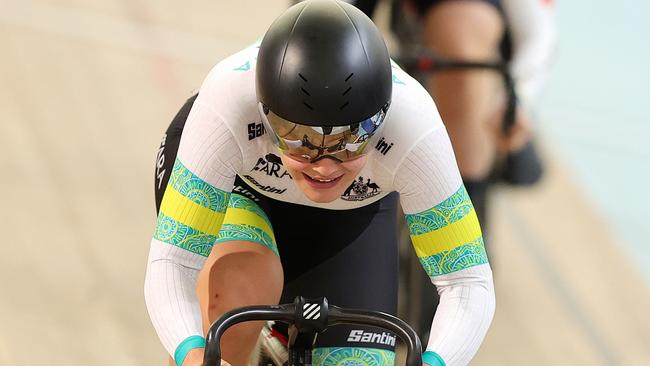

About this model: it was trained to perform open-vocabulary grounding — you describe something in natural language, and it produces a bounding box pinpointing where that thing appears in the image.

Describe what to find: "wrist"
[422,351,445,366]
[175,336,206,366]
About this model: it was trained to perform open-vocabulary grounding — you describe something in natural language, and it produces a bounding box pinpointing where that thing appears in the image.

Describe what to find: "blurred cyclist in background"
[146,1,494,365]
[310,0,555,345]
[346,0,556,246]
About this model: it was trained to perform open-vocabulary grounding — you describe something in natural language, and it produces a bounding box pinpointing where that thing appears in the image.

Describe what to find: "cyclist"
[298,0,554,340]
[145,1,495,365]
[350,0,556,232]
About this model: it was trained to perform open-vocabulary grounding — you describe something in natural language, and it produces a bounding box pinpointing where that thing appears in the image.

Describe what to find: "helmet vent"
[340,74,354,109]
[298,73,313,110]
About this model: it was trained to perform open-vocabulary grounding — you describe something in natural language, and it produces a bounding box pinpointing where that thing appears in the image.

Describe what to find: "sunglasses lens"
[259,103,387,163]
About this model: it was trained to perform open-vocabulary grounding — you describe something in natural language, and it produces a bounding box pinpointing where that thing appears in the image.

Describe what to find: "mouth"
[303,173,344,189]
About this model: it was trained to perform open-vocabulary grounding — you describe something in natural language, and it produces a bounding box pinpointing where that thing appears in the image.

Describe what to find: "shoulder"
[188,42,268,150]
[368,62,444,169]
[176,43,266,184]
[388,61,444,133]
[196,41,260,109]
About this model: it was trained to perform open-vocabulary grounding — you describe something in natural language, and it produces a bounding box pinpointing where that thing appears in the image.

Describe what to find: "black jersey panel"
[154,94,198,213]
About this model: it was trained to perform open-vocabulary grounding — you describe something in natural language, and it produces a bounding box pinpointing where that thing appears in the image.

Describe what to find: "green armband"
[422,351,445,366]
[175,335,206,366]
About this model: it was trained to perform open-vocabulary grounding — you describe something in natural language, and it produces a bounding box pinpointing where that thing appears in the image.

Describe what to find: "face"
[280,153,368,203]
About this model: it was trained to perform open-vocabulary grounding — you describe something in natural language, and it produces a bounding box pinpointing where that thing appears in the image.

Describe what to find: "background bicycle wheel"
[1,0,648,365]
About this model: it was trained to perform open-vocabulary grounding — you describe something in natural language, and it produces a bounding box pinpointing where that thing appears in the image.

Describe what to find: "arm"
[396,128,495,366]
[501,0,557,104]
[196,193,284,366]
[144,99,243,366]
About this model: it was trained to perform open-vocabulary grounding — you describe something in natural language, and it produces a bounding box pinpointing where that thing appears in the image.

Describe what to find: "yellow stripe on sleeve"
[411,208,483,258]
[221,207,275,241]
[159,185,226,236]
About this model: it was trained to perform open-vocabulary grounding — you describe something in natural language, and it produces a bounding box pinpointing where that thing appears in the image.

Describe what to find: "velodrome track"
[1,1,648,365]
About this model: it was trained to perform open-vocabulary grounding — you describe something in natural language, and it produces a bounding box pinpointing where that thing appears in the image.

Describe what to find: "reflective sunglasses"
[259,102,389,163]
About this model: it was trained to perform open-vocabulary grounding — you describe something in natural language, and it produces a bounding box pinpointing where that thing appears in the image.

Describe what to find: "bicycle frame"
[204,296,423,366]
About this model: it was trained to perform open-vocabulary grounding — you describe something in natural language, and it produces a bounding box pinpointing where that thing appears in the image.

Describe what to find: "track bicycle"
[203,296,423,366]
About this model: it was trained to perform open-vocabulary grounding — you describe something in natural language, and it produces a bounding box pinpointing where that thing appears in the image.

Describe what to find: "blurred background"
[1,0,648,365]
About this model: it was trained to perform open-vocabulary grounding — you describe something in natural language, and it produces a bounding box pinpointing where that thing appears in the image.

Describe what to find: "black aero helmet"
[256,0,392,127]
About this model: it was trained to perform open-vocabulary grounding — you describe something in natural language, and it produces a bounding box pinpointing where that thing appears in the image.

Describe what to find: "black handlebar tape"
[203,304,296,366]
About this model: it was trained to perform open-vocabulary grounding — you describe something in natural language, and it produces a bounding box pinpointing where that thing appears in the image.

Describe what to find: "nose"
[309,156,341,176]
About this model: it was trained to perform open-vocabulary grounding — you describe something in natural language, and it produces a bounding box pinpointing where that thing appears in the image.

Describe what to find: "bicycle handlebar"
[204,297,423,366]
[204,303,295,365]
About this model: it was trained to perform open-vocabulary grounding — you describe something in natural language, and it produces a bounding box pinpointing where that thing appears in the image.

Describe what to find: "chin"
[304,190,342,203]
[300,184,346,203]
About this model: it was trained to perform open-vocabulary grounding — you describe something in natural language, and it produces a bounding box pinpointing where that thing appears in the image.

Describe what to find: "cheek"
[341,156,368,174]
[280,156,309,177]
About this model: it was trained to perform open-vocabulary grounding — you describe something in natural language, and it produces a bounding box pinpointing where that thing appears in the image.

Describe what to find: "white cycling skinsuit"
[145,43,495,366]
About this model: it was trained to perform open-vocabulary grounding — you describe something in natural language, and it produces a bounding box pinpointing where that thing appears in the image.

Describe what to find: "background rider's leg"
[421,0,505,180]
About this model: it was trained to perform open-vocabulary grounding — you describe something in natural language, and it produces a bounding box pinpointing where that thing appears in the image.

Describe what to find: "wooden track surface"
[1,1,648,365]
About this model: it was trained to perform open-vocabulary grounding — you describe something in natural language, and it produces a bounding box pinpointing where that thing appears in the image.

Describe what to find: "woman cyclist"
[145,1,495,365]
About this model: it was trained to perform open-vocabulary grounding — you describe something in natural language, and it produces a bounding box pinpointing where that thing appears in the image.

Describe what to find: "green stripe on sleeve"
[168,158,229,213]
[154,213,217,257]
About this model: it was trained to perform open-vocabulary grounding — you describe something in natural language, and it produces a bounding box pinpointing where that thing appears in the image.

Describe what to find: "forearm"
[196,241,284,366]
[144,240,207,365]
[425,264,496,366]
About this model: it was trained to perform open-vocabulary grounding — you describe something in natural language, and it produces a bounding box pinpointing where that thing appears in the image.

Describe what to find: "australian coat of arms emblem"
[341,176,381,201]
